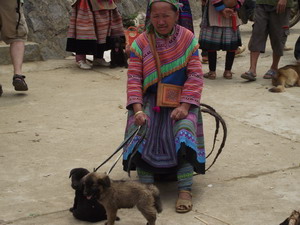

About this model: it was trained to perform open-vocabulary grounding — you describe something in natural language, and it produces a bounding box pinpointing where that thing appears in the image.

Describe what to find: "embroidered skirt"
[66,0,124,55]
[123,93,206,175]
[199,6,242,51]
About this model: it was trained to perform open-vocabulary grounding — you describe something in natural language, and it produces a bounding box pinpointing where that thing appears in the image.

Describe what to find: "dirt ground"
[0,21,299,225]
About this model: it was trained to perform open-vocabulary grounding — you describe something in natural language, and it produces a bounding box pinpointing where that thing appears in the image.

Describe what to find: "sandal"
[263,69,277,79]
[223,71,233,79]
[0,84,3,97]
[175,190,193,213]
[204,71,216,80]
[12,74,28,91]
[241,71,256,81]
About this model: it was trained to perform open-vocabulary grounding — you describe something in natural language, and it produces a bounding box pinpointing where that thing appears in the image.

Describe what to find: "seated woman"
[123,0,206,213]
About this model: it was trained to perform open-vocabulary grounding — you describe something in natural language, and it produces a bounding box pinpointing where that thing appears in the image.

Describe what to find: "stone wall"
[23,0,201,61]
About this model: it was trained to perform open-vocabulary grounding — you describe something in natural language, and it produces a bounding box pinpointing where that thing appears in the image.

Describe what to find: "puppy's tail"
[148,185,163,213]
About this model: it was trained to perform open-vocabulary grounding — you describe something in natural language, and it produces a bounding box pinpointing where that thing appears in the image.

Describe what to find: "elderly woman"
[123,0,205,213]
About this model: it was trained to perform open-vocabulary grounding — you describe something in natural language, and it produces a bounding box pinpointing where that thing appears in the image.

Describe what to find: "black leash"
[200,103,227,171]
[93,123,147,173]
[93,103,226,174]
[126,123,148,177]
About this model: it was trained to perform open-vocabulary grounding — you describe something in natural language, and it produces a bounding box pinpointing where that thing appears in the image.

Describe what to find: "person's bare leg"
[249,51,260,75]
[10,41,28,91]
[270,52,281,71]
[10,41,25,75]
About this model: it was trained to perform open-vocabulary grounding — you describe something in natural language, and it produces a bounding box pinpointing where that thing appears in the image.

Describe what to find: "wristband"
[134,110,144,117]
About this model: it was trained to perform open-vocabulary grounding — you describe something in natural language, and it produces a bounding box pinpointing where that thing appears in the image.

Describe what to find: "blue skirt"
[123,93,206,174]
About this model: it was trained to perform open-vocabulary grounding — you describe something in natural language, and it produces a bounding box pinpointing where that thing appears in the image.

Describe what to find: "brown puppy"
[269,64,300,92]
[83,172,162,225]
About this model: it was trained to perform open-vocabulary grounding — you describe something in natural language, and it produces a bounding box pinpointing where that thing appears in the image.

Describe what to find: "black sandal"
[13,74,28,91]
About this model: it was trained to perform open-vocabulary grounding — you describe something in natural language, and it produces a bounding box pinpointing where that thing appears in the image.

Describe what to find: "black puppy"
[110,37,128,69]
[69,168,107,222]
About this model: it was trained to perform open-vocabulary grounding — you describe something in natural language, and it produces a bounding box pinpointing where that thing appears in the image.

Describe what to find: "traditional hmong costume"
[145,0,194,33]
[199,0,243,51]
[66,0,125,57]
[123,24,206,175]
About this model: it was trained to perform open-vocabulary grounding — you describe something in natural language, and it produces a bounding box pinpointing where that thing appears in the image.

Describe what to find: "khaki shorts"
[248,4,290,56]
[0,0,28,44]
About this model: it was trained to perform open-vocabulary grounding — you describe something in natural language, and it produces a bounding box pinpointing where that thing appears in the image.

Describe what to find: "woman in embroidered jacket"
[199,0,244,79]
[123,0,205,213]
[66,0,124,69]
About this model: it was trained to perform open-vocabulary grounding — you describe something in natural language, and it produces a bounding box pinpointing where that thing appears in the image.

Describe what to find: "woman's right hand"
[134,111,147,126]
[133,104,147,126]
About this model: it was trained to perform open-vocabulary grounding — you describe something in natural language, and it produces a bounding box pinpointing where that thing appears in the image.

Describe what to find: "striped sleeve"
[180,49,203,106]
[126,51,144,109]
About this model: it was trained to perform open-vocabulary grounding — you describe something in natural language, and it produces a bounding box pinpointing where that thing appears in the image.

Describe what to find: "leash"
[200,103,227,172]
[93,123,147,173]
[126,122,148,177]
[93,103,226,175]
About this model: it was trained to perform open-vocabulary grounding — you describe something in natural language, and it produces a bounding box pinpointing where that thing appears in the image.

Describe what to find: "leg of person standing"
[0,0,28,94]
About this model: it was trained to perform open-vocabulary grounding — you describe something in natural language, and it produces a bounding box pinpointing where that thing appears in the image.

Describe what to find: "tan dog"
[83,172,162,225]
[269,64,300,92]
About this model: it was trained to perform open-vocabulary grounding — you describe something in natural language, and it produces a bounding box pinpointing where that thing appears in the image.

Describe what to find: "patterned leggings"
[137,162,194,191]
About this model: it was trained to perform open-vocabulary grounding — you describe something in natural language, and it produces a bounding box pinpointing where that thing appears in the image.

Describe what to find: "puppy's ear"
[69,168,76,178]
[99,175,111,188]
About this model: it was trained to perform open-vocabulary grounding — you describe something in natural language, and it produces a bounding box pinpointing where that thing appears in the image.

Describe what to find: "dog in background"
[83,172,162,225]
[69,168,108,222]
[269,64,300,92]
[110,37,128,69]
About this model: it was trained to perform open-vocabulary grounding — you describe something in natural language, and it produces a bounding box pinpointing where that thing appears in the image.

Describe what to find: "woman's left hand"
[170,103,191,121]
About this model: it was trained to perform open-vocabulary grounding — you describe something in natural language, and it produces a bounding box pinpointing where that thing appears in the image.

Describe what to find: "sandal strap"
[13,74,26,80]
[178,190,192,196]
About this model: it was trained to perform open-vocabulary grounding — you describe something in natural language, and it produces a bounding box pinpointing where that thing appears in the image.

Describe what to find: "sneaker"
[76,60,92,70]
[12,74,28,91]
[0,84,3,96]
[93,58,110,67]
[235,45,246,55]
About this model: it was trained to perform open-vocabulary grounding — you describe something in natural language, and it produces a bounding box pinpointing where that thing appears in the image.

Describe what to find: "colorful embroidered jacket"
[73,0,118,10]
[127,25,203,108]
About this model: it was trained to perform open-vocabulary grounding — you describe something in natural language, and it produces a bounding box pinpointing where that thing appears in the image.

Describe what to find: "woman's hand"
[170,103,191,121]
[134,111,147,126]
[221,8,234,18]
[133,104,147,126]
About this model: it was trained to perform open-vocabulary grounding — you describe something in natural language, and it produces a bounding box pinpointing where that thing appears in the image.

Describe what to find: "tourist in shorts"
[0,0,29,96]
[241,0,293,81]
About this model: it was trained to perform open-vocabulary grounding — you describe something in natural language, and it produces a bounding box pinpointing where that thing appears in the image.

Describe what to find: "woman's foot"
[223,70,233,79]
[204,71,216,80]
[76,60,92,70]
[175,190,193,213]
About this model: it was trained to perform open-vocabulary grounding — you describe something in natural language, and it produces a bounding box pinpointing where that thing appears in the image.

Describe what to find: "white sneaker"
[93,58,110,67]
[77,60,92,70]
[235,45,246,55]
